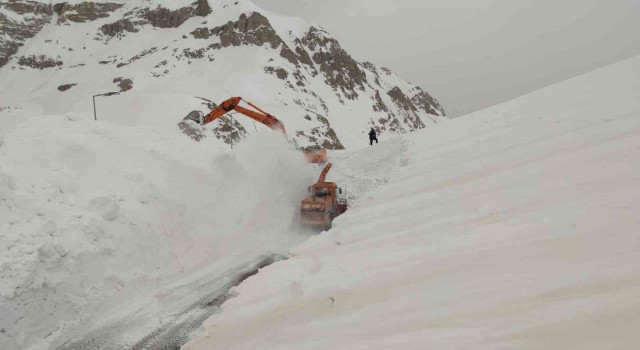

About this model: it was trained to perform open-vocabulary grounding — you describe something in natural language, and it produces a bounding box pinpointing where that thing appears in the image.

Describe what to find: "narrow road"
[56,255,284,350]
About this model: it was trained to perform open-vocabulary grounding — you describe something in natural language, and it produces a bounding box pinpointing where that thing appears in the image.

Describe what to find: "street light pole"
[92,91,121,121]
[93,95,97,121]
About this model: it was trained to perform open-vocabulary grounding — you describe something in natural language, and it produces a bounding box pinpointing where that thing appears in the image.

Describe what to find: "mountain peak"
[0,0,445,149]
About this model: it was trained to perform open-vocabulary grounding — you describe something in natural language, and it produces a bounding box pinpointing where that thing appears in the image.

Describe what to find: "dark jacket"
[369,129,376,137]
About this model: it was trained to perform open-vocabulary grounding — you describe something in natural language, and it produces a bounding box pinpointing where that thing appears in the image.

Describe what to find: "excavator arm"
[179,95,327,163]
[201,97,286,135]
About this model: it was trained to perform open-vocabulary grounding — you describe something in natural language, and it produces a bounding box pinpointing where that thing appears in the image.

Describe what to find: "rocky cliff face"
[0,1,53,68]
[53,2,123,24]
[0,0,445,149]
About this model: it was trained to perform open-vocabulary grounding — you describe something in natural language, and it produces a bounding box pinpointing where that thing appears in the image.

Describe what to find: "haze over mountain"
[255,0,640,117]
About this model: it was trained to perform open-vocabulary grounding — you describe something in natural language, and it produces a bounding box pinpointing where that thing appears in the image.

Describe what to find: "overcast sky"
[254,0,640,117]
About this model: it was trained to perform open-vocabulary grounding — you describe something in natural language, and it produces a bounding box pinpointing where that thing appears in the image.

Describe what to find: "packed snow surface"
[184,55,640,349]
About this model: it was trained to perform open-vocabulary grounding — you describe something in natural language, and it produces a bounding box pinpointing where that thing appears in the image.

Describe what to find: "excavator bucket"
[178,111,206,141]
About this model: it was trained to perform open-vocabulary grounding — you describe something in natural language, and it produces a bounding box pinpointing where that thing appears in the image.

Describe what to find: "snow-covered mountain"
[0,0,445,149]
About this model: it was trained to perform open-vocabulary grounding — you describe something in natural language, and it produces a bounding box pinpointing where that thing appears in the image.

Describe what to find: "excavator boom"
[179,95,327,163]
[201,97,286,134]
[233,105,286,134]
[202,96,241,124]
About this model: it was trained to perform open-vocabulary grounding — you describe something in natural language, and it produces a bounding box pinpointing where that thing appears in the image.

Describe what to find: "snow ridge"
[183,54,640,350]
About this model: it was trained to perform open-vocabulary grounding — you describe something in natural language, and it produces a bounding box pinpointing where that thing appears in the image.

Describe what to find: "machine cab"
[311,185,332,198]
[308,184,343,199]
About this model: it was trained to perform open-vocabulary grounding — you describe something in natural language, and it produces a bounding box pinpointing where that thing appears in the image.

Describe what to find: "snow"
[0,3,446,346]
[0,7,27,23]
[0,114,317,348]
[182,55,640,349]
[3,1,636,348]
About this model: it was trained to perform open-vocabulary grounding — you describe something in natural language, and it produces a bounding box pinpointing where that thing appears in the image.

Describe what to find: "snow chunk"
[0,172,16,199]
[87,196,120,221]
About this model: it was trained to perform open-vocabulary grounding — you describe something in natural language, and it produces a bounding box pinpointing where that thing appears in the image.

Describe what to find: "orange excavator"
[300,162,348,230]
[179,97,327,163]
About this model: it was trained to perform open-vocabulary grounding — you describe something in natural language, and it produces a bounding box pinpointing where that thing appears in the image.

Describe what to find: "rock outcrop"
[411,87,445,116]
[0,1,53,68]
[17,55,63,69]
[195,0,212,17]
[98,1,212,38]
[302,27,367,100]
[53,2,123,24]
[211,13,284,50]
[113,77,133,92]
[100,19,138,37]
[58,84,77,92]
[141,5,194,28]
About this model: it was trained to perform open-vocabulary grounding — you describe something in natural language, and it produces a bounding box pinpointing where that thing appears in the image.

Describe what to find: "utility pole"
[92,91,121,121]
[93,95,97,121]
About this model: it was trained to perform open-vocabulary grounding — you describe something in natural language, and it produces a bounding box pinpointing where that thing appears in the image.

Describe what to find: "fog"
[254,0,640,117]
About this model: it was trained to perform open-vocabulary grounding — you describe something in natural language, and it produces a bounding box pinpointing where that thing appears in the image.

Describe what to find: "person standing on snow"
[369,128,378,146]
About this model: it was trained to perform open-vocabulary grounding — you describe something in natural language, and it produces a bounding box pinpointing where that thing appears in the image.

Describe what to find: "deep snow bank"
[184,56,640,349]
[0,114,315,349]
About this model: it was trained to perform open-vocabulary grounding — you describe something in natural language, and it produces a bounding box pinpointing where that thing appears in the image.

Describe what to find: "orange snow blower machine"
[179,96,327,163]
[300,162,348,230]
